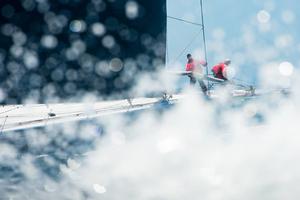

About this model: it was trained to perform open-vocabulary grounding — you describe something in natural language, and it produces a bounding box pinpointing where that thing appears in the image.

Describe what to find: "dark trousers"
[189,75,208,93]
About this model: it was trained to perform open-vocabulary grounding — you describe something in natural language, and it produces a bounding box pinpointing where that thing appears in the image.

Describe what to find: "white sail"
[0,96,184,132]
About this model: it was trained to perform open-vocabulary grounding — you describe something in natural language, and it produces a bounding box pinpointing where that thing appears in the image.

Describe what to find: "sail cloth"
[0,0,167,104]
[0,88,285,132]
[0,95,183,132]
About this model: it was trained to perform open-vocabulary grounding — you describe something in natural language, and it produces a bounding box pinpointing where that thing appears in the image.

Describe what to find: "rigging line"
[167,16,203,27]
[0,116,8,134]
[232,77,254,87]
[174,30,202,63]
[199,0,209,89]
[0,106,20,115]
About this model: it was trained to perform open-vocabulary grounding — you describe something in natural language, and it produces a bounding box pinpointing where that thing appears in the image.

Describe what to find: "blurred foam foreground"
[0,80,299,199]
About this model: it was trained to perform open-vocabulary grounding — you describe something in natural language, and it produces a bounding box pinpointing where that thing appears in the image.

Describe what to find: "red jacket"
[186,59,207,72]
[212,63,227,80]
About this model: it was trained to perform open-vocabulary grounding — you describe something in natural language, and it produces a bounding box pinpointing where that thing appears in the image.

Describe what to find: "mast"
[199,0,209,90]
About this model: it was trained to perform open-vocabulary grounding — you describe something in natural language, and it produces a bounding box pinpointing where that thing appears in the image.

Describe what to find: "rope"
[167,16,203,26]
[0,106,20,115]
[232,77,254,87]
[174,30,202,63]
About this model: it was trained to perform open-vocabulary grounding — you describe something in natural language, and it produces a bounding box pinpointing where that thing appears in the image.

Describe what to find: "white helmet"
[224,59,231,65]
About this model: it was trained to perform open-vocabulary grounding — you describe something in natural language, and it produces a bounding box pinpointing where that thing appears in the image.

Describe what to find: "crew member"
[185,53,208,93]
[212,59,231,80]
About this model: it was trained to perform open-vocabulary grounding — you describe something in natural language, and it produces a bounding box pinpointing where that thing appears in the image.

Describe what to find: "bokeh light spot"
[278,62,294,76]
[281,10,295,24]
[257,10,271,24]
[70,20,86,33]
[91,22,106,37]
[41,35,58,49]
[125,1,139,19]
[93,184,106,194]
[102,35,115,49]
[23,51,39,69]
[1,4,15,18]
[109,58,123,72]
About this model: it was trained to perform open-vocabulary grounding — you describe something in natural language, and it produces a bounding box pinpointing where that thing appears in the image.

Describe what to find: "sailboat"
[0,0,289,132]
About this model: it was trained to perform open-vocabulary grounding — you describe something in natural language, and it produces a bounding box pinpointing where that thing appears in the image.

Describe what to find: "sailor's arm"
[199,60,207,67]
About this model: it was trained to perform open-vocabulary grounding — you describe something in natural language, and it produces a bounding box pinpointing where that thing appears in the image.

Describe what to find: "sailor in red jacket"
[186,54,208,93]
[212,59,231,80]
[186,53,207,72]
